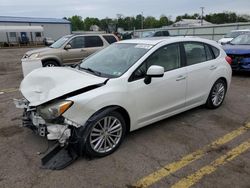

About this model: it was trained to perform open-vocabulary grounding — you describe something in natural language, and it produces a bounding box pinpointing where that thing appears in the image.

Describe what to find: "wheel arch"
[41,57,61,66]
[88,105,131,134]
[216,77,228,91]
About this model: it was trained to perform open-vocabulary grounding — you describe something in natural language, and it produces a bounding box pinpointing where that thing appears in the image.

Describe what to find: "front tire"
[206,79,227,109]
[43,61,58,67]
[84,111,126,157]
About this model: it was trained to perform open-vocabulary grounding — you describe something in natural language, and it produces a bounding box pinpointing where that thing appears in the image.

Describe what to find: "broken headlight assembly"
[37,100,73,120]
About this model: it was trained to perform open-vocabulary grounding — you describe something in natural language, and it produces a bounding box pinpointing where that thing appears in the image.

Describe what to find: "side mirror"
[64,44,72,50]
[144,65,164,85]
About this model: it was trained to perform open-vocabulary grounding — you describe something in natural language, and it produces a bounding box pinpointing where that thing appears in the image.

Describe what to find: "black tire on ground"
[206,79,227,109]
[83,111,126,158]
[43,61,58,67]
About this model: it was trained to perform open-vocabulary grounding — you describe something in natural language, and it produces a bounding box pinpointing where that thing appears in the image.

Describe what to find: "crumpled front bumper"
[14,98,71,144]
[14,98,80,170]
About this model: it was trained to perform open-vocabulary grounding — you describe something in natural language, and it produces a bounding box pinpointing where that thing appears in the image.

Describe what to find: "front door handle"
[176,75,186,81]
[209,65,217,70]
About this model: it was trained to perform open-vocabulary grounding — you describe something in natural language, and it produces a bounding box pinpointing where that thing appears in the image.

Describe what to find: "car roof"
[70,33,115,37]
[117,36,217,46]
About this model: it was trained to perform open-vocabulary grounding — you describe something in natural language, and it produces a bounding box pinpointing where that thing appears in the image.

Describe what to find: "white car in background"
[15,37,232,169]
[218,29,250,45]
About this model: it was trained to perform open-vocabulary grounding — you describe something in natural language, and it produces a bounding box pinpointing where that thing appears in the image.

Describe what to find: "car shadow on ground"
[232,71,250,77]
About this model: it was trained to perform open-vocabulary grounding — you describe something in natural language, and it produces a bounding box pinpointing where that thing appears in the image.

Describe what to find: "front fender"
[63,82,135,129]
[41,55,62,65]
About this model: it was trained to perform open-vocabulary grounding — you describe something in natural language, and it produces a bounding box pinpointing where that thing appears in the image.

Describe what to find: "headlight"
[29,53,40,59]
[38,100,73,120]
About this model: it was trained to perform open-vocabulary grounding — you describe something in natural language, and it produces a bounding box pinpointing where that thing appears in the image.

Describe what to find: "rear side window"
[154,31,162,36]
[85,36,103,48]
[204,45,214,61]
[184,43,207,65]
[162,31,170,36]
[211,46,220,58]
[102,35,118,44]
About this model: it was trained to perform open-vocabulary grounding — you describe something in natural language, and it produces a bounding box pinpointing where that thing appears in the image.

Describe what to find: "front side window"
[68,36,85,49]
[85,36,103,47]
[184,42,207,65]
[131,43,181,81]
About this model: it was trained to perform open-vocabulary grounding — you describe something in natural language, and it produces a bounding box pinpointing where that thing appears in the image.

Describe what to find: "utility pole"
[141,11,144,29]
[200,7,205,26]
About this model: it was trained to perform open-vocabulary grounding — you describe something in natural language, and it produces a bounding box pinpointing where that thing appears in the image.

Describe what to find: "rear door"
[183,42,218,107]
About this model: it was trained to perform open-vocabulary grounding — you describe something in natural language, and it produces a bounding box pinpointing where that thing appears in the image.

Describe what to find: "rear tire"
[43,61,58,67]
[206,79,227,109]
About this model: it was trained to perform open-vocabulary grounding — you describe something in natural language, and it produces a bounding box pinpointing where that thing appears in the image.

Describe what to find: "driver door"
[128,43,187,130]
[62,36,88,64]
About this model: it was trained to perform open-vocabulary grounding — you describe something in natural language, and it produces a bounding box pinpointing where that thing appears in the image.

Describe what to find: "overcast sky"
[1,0,250,19]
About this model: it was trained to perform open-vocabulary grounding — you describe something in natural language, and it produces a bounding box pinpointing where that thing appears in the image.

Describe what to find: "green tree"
[84,17,100,31]
[68,15,84,31]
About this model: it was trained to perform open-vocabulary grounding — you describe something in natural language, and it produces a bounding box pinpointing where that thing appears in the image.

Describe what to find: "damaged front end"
[14,98,79,170]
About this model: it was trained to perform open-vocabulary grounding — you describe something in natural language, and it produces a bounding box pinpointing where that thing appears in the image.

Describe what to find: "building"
[172,19,213,27]
[0,16,71,45]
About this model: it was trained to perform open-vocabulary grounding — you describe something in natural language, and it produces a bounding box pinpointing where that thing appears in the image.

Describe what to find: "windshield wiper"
[79,67,102,76]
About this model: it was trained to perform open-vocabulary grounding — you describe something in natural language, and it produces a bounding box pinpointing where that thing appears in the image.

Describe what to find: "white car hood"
[20,67,107,106]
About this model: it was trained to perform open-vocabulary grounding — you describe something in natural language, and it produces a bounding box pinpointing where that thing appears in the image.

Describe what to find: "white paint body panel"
[21,58,43,77]
[19,37,232,132]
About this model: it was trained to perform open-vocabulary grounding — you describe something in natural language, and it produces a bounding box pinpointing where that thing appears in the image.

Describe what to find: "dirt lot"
[0,48,250,188]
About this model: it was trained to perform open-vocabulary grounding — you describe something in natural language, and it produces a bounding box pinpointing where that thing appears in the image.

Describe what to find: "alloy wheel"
[211,82,225,106]
[89,116,123,154]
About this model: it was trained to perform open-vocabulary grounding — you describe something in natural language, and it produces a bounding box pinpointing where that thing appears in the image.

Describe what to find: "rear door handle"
[176,75,186,81]
[209,65,217,70]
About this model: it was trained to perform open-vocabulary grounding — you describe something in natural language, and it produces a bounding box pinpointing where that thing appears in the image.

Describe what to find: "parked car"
[15,37,231,169]
[148,30,170,37]
[218,29,250,45]
[223,33,250,71]
[43,37,55,46]
[21,34,119,76]
[141,30,170,38]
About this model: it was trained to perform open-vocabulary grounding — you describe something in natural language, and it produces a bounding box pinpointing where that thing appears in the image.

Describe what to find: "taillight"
[225,56,232,65]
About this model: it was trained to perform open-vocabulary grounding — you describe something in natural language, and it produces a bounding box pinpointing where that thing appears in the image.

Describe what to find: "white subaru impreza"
[15,37,232,168]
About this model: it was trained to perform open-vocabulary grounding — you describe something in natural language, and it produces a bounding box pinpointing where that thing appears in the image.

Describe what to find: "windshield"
[79,43,152,78]
[230,34,250,45]
[50,36,71,48]
[225,31,248,38]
